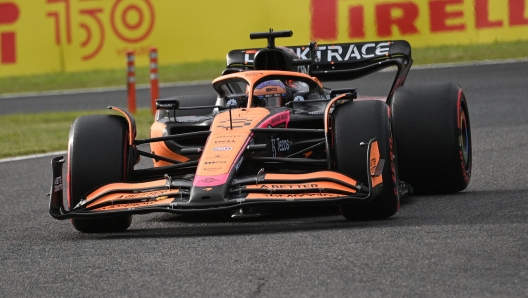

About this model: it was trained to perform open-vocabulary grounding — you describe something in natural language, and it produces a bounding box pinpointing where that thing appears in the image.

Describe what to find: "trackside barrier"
[149,47,159,115]
[3,0,528,78]
[126,50,137,114]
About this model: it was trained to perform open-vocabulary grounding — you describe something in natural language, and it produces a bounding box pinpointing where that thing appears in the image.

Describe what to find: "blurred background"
[1,0,528,157]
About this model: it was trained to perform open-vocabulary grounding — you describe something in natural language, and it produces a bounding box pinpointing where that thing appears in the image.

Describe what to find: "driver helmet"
[253,80,289,107]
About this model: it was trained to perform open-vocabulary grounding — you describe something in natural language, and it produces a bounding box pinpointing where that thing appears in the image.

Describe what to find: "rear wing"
[226,40,413,102]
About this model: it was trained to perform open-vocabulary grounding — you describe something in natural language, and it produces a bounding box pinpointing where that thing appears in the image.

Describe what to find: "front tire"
[333,100,399,220]
[391,82,471,193]
[68,114,132,232]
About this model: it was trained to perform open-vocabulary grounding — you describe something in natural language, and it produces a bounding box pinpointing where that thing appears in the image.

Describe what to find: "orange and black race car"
[49,30,472,232]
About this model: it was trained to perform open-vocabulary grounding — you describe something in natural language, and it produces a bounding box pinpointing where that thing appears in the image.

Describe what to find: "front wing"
[49,139,385,219]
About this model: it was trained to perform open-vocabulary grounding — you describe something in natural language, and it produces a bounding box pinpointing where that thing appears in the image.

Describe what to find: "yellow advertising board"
[0,0,527,77]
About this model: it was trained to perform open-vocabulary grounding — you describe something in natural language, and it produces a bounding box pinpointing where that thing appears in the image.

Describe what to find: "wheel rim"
[459,109,470,172]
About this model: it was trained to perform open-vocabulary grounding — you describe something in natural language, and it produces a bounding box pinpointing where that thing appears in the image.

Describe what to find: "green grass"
[0,60,225,95]
[0,109,154,159]
[1,40,528,159]
[412,40,528,65]
[1,40,527,95]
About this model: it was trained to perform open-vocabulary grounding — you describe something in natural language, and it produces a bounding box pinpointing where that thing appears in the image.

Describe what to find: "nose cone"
[189,185,229,203]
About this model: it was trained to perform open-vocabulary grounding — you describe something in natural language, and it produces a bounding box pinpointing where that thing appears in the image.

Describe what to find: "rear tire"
[391,82,471,193]
[333,100,399,220]
[68,115,132,233]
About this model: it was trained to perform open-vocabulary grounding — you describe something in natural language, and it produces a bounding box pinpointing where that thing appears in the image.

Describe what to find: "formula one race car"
[49,30,472,232]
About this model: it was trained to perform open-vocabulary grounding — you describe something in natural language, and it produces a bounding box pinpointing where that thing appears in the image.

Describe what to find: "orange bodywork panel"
[369,140,383,188]
[87,189,177,209]
[264,171,358,186]
[196,108,270,177]
[86,179,166,201]
[150,121,190,167]
[84,178,177,209]
[92,198,174,211]
[246,181,355,200]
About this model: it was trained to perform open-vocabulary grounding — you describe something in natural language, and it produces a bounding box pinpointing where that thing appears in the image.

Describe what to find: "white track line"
[0,151,67,163]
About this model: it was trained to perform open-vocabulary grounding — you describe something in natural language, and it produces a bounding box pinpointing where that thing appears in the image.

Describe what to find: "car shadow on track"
[67,189,526,240]
[89,205,400,240]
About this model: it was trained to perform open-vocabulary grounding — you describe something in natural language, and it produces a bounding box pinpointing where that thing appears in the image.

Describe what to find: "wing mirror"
[330,88,357,100]
[156,98,180,110]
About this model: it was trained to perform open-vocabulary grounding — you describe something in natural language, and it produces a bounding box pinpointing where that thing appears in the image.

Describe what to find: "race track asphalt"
[0,62,527,297]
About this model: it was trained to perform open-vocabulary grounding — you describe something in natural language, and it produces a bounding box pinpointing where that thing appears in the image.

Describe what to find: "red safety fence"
[149,47,159,115]
[126,50,137,114]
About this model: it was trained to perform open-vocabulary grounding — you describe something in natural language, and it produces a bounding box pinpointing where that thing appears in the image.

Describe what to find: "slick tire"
[391,82,471,194]
[333,100,399,220]
[68,115,132,233]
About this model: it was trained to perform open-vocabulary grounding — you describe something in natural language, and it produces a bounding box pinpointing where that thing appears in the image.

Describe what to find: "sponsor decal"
[114,190,168,200]
[312,0,528,41]
[258,183,319,189]
[262,93,286,98]
[216,118,253,129]
[263,193,336,198]
[205,154,228,159]
[235,156,244,171]
[271,137,290,157]
[98,202,148,210]
[295,43,390,62]
[203,167,223,172]
[213,146,232,151]
[199,178,220,183]
[214,140,235,143]
[258,111,290,129]
[214,134,244,138]
[370,157,378,176]
[53,176,62,192]
[157,103,175,108]
[270,113,289,125]
[204,161,227,165]
[96,201,164,211]
[245,72,264,77]
[255,80,285,90]
[243,43,391,65]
